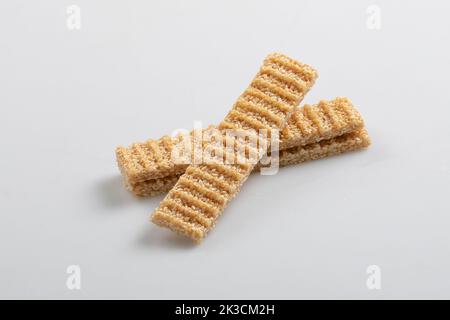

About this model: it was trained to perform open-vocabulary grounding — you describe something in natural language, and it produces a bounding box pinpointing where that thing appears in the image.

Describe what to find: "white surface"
[1,0,449,299]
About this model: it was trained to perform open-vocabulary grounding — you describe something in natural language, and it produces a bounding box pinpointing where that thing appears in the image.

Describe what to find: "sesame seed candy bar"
[151,53,318,241]
[129,128,371,197]
[116,97,363,185]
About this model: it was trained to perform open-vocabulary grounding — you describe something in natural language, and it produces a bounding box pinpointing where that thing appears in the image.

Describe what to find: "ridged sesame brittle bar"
[151,53,318,241]
[116,97,363,185]
[130,128,371,197]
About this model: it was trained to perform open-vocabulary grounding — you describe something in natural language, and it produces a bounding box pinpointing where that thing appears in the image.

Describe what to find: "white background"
[1,0,449,299]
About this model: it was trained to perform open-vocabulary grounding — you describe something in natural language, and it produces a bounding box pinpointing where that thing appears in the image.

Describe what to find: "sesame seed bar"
[151,53,318,241]
[116,97,364,186]
[129,128,371,197]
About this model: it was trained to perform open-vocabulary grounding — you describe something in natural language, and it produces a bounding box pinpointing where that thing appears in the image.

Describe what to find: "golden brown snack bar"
[128,128,371,197]
[151,53,318,241]
[116,97,364,185]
